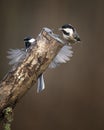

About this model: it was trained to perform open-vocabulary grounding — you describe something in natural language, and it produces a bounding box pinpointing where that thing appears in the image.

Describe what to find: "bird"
[7,37,45,93]
[7,24,80,93]
[49,24,81,68]
[59,24,80,44]
[7,37,35,65]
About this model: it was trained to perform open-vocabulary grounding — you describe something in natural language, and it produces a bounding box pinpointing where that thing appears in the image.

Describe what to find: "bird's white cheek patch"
[63,34,69,40]
[64,28,73,36]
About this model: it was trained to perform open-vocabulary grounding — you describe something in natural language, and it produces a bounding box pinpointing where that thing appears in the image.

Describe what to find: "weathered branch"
[0,28,64,119]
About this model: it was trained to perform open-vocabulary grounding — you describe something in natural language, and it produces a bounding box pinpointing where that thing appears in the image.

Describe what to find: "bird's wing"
[49,45,73,68]
[7,48,26,65]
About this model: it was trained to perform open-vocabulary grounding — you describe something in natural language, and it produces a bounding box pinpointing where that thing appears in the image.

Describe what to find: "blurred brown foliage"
[0,0,104,130]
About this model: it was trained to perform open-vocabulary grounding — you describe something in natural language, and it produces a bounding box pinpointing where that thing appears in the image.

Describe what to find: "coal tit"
[7,37,35,65]
[7,36,45,93]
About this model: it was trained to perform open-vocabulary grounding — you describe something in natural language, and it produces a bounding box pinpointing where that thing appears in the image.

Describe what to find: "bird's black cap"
[62,24,75,31]
[24,37,32,42]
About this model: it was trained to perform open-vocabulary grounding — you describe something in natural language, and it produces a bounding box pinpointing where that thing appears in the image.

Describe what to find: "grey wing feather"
[49,45,73,68]
[7,48,26,65]
[37,74,45,93]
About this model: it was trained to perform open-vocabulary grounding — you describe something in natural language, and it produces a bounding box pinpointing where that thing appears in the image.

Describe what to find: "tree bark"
[0,28,64,119]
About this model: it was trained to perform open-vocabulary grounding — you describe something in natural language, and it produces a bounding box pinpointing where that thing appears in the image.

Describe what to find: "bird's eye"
[62,30,69,35]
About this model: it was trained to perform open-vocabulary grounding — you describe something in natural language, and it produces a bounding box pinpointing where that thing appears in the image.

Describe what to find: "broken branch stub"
[0,28,64,118]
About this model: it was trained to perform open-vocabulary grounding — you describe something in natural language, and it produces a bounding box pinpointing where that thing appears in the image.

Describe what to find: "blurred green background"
[0,0,104,130]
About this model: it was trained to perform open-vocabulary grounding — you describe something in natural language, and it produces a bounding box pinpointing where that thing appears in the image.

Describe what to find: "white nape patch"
[64,28,74,36]
[49,45,73,68]
[29,38,35,43]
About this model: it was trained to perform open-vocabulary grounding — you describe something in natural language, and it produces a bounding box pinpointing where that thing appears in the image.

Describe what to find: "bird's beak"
[74,33,81,42]
[76,36,81,42]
